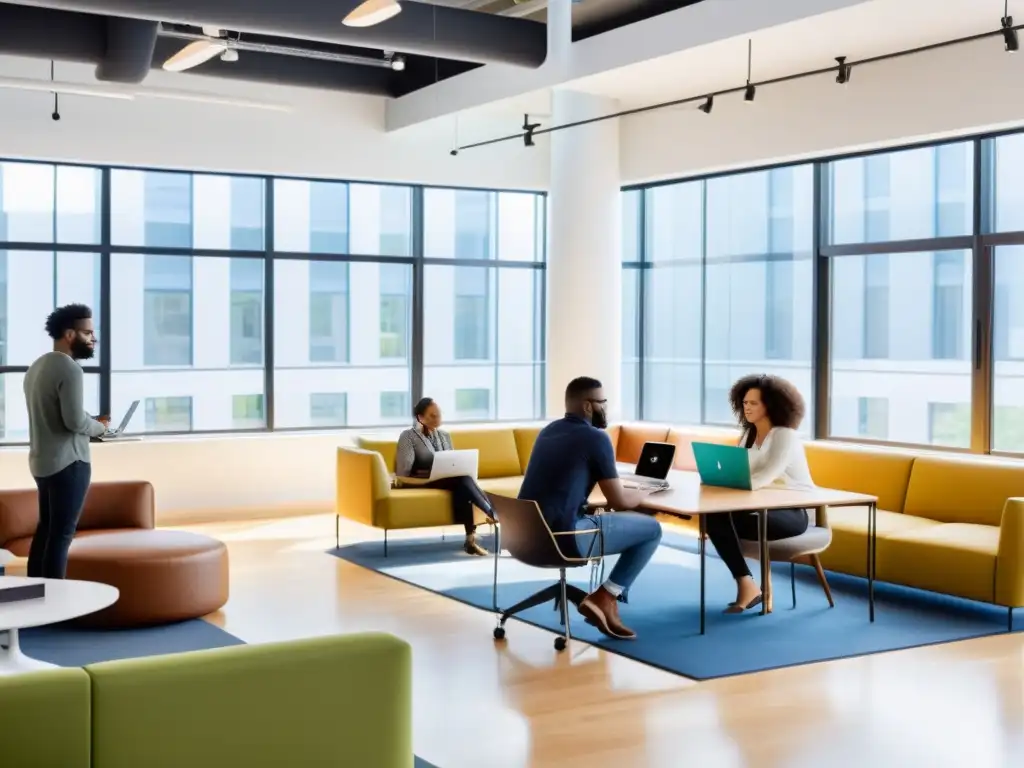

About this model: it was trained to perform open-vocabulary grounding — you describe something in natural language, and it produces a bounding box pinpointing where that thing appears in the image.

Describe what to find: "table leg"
[699,515,706,635]
[868,501,877,622]
[0,628,57,676]
[759,509,768,616]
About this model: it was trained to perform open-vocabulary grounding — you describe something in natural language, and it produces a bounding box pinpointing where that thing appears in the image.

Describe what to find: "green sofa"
[0,632,413,768]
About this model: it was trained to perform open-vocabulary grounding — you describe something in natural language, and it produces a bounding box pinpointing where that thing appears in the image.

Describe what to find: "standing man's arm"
[57,362,108,437]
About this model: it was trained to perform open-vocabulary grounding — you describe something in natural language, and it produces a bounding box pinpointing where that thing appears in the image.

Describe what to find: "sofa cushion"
[477,476,524,499]
[513,427,543,474]
[355,437,399,474]
[818,507,939,578]
[903,456,1024,527]
[615,425,671,463]
[379,490,454,530]
[450,428,522,479]
[805,442,916,514]
[0,668,91,768]
[880,523,999,603]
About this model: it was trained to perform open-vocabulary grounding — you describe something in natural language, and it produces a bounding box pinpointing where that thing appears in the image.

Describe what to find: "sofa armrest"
[996,498,1024,607]
[80,481,155,531]
[337,447,392,528]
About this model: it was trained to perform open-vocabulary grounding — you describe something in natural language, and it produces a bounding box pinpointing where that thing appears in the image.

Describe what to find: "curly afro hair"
[44,303,92,340]
[728,373,806,441]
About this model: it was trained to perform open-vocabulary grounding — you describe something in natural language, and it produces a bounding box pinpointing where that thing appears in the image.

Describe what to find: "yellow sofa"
[334,422,738,544]
[806,442,1024,619]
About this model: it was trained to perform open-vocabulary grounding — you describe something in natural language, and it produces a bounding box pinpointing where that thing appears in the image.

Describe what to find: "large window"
[635,169,813,431]
[0,159,545,441]
[623,132,1024,456]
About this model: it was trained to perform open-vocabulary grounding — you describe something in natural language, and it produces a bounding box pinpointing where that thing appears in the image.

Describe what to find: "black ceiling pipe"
[95,16,159,83]
[0,4,105,62]
[150,37,394,97]
[2,0,548,67]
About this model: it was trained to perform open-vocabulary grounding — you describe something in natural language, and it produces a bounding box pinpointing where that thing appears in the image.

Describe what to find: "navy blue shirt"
[518,415,619,551]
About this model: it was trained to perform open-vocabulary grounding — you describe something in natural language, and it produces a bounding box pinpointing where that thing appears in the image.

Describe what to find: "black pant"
[28,460,91,579]
[424,475,492,535]
[705,508,809,580]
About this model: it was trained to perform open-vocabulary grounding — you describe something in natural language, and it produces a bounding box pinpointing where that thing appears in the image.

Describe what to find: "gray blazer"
[395,426,453,478]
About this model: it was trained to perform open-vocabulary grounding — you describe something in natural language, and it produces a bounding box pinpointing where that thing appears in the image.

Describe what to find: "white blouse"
[743,427,814,490]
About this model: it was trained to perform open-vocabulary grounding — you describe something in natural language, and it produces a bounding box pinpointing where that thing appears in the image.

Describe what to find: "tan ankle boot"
[463,533,488,556]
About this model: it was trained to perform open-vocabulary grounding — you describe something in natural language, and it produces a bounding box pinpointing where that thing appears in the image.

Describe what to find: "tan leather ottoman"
[66,530,229,628]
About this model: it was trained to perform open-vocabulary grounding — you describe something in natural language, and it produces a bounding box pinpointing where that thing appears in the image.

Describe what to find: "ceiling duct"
[95,16,158,83]
[1,0,548,67]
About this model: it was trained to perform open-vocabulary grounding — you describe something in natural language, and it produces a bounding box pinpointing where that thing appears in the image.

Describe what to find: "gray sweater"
[23,351,107,478]
[395,426,453,477]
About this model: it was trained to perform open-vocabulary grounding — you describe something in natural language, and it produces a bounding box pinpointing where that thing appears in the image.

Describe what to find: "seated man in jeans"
[518,376,663,640]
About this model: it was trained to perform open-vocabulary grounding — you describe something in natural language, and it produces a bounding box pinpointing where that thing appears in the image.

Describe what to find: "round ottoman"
[66,530,229,628]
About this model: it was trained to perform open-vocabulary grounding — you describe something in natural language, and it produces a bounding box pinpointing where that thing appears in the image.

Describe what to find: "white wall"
[0,56,548,190]
[621,33,1024,183]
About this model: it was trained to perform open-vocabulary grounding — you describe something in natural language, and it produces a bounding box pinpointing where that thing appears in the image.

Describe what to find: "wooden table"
[595,468,878,634]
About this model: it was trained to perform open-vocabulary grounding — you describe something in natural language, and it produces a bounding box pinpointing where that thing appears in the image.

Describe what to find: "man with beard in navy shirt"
[519,376,662,640]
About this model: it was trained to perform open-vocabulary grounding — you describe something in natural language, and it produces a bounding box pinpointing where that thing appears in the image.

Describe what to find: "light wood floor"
[177,513,1024,768]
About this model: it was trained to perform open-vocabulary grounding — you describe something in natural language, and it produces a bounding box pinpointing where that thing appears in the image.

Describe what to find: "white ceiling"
[560,0,1010,107]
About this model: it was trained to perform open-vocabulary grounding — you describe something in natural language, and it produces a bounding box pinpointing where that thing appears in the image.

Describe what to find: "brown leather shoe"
[463,533,488,557]
[578,586,636,640]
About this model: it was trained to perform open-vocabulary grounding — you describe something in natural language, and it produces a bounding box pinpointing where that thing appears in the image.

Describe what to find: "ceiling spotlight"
[343,0,401,27]
[744,39,756,104]
[220,49,238,63]
[699,95,713,114]
[835,56,851,85]
[390,55,405,71]
[1002,15,1019,52]
[744,83,756,103]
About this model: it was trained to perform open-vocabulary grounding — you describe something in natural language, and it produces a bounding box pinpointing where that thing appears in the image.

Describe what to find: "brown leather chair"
[489,496,603,652]
[0,481,155,555]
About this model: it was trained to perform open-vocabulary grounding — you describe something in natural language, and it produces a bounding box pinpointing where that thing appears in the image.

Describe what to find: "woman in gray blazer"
[395,397,493,556]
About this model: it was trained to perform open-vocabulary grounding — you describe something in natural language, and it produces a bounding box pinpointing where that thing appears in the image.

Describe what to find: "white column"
[545,89,622,418]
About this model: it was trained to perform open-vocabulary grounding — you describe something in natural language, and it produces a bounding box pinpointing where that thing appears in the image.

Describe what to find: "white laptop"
[94,400,140,441]
[429,449,480,481]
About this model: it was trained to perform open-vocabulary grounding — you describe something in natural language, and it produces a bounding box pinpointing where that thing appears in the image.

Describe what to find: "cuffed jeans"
[28,460,91,579]
[573,512,663,602]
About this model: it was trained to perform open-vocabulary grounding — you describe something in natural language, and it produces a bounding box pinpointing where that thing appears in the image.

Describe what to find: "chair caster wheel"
[493,626,506,640]
[554,636,567,651]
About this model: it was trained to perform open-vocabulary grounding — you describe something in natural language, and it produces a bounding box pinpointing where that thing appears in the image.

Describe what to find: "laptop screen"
[634,442,675,480]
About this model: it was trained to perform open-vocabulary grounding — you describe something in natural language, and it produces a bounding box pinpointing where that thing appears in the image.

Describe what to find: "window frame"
[0,161,547,440]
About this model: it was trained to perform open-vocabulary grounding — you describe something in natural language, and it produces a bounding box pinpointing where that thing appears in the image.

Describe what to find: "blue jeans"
[29,460,91,579]
[573,512,663,601]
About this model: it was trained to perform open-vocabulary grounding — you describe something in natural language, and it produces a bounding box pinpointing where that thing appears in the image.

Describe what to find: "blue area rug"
[330,532,1015,680]
[20,618,245,667]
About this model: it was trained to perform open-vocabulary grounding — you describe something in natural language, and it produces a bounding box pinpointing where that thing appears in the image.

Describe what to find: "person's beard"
[591,410,608,430]
[70,338,94,361]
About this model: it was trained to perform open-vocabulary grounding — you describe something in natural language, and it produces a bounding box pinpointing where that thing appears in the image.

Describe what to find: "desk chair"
[489,496,603,651]
[738,506,834,611]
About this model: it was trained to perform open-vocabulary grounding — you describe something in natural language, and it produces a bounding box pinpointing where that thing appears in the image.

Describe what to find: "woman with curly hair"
[704,373,814,613]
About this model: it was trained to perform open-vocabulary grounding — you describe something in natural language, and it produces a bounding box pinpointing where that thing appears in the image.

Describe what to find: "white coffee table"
[0,577,119,676]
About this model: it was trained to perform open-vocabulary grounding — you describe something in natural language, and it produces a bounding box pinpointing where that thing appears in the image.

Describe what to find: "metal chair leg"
[335,515,339,549]
[556,569,570,651]
[383,529,388,558]
[791,561,797,608]
[492,525,501,612]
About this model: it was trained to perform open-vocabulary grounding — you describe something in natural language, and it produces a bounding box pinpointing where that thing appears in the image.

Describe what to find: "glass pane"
[110,254,266,433]
[112,171,265,250]
[987,134,1024,233]
[826,142,973,244]
[2,371,99,443]
[424,189,495,260]
[829,250,972,447]
[273,260,412,428]
[644,182,702,263]
[423,265,543,420]
[0,162,101,245]
[704,165,814,432]
[643,262,702,423]
[621,266,639,420]
[992,246,1024,451]
[0,251,102,366]
[621,190,641,263]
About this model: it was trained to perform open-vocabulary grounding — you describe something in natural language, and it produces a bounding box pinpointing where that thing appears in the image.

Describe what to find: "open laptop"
[93,400,140,442]
[620,441,676,490]
[692,441,752,490]
[428,449,480,481]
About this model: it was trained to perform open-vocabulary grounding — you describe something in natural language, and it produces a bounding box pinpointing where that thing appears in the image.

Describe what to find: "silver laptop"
[429,449,479,481]
[620,441,676,490]
[94,400,140,441]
